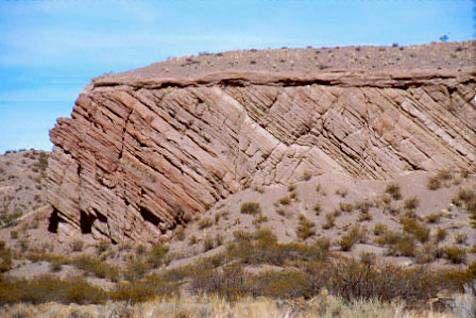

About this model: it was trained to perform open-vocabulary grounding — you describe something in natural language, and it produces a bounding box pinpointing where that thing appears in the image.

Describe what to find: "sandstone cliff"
[46,43,476,242]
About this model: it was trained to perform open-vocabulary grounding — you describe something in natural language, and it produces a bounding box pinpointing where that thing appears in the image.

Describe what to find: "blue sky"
[0,0,474,153]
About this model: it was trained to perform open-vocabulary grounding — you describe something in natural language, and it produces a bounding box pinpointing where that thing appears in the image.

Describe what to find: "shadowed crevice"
[139,205,160,226]
[79,210,96,234]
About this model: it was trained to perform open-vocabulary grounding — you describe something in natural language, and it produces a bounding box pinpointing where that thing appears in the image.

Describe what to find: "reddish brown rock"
[46,45,476,243]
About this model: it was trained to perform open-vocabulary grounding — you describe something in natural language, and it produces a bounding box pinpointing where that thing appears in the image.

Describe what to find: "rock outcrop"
[46,46,476,243]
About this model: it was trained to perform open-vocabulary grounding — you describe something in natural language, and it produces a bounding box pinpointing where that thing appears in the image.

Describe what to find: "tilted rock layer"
[46,44,476,242]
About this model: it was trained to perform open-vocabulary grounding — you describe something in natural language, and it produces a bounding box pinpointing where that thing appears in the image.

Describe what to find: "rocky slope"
[0,150,49,222]
[45,42,476,243]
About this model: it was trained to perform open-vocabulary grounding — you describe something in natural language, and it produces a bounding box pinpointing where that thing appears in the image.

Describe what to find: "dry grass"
[0,294,466,318]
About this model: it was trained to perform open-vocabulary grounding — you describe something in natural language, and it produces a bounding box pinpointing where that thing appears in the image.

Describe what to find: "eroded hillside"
[46,42,475,243]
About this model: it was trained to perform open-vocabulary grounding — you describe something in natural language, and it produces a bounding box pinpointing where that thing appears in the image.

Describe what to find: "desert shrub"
[358,211,372,222]
[401,217,430,243]
[190,264,313,300]
[202,236,215,251]
[454,232,468,244]
[338,202,353,213]
[376,230,415,257]
[274,207,284,217]
[301,170,312,181]
[427,177,441,190]
[427,170,453,190]
[296,215,315,240]
[0,275,106,305]
[0,212,22,228]
[385,183,402,200]
[289,191,298,200]
[72,255,120,281]
[35,152,49,172]
[278,196,291,206]
[360,252,375,265]
[443,246,466,264]
[70,240,84,252]
[19,239,29,253]
[335,188,347,198]
[315,183,322,193]
[175,227,185,241]
[391,235,416,257]
[250,270,313,298]
[111,274,179,303]
[95,240,110,254]
[226,229,328,266]
[0,242,12,273]
[123,259,149,281]
[355,200,372,213]
[233,230,253,242]
[49,262,63,272]
[136,244,147,255]
[373,223,387,236]
[425,212,441,223]
[189,235,199,245]
[322,213,336,229]
[307,259,463,303]
[198,217,213,229]
[435,227,447,242]
[148,243,169,268]
[288,184,296,192]
[240,202,261,215]
[339,226,366,251]
[190,263,248,301]
[403,197,419,210]
[415,243,436,264]
[452,188,476,228]
[313,203,321,215]
[252,213,268,226]
[10,230,18,240]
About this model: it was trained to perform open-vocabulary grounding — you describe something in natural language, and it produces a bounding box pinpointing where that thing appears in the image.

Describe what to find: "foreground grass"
[1,293,474,318]
[1,228,475,317]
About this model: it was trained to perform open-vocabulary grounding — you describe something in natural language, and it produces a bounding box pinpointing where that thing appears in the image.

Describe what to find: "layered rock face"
[46,61,475,242]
